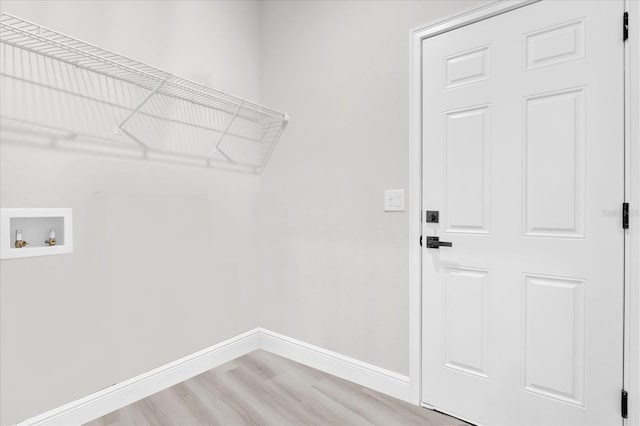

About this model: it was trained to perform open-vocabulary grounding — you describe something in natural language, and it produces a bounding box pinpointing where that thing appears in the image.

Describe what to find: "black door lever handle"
[426,236,453,249]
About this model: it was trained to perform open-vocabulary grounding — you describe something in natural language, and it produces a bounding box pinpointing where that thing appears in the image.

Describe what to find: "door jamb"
[408,2,638,417]
[623,1,639,424]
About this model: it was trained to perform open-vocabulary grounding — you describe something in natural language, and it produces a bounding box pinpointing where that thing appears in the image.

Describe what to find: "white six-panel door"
[421,2,625,425]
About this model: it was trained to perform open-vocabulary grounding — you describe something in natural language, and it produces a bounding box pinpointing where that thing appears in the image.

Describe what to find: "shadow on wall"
[0,121,256,174]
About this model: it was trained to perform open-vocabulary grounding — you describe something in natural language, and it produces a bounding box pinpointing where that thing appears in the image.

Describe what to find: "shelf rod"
[117,80,166,131]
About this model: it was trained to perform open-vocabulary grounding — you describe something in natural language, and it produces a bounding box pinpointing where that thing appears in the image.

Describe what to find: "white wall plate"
[1,208,73,259]
[384,189,405,212]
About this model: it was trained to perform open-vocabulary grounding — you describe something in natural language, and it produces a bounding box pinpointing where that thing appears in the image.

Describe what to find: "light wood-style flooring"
[86,350,466,426]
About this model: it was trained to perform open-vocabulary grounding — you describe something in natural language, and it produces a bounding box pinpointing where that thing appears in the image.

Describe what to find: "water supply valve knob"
[15,229,28,248]
[45,228,57,246]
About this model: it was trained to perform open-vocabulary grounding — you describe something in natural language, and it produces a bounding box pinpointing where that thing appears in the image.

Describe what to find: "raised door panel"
[523,274,585,406]
[524,88,586,238]
[445,46,491,88]
[524,19,586,71]
[444,105,491,235]
[445,267,489,378]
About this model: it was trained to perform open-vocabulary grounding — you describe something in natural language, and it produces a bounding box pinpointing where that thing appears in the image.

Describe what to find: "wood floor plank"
[191,370,269,425]
[86,350,467,426]
[267,366,371,425]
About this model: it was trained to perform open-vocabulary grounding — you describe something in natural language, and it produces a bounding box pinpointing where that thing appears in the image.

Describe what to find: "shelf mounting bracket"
[116,80,166,134]
[215,103,244,150]
[212,102,244,163]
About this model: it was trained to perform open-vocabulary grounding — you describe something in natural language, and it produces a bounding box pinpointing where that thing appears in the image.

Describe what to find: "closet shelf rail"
[0,13,289,172]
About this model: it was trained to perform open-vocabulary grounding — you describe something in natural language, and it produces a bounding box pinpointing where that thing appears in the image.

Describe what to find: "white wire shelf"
[0,13,289,172]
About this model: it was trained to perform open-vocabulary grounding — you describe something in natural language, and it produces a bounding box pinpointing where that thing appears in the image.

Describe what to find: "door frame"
[407,2,639,423]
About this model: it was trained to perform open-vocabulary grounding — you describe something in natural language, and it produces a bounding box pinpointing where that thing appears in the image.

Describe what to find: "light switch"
[384,189,405,212]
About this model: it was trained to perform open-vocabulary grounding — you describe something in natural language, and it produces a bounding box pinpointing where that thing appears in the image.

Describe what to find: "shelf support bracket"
[116,80,166,133]
[211,102,244,164]
[215,103,244,150]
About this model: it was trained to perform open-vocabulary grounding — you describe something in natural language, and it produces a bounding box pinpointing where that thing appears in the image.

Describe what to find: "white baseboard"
[257,328,411,402]
[17,328,410,425]
[17,328,262,426]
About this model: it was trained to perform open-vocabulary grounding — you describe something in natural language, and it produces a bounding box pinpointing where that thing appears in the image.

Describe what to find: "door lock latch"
[426,236,452,249]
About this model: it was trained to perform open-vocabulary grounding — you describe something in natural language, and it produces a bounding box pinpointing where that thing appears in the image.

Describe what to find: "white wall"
[257,0,487,375]
[0,1,261,424]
